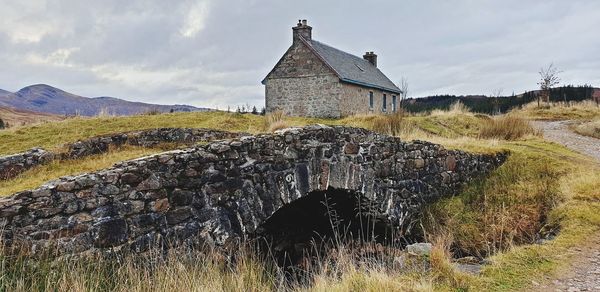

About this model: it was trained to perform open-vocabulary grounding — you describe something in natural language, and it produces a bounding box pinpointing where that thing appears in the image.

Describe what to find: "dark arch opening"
[252,187,395,268]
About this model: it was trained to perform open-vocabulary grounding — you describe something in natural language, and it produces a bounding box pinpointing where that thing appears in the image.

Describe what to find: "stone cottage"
[262,20,402,118]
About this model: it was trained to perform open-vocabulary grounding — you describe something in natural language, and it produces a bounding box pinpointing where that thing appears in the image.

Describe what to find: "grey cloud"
[0,0,598,109]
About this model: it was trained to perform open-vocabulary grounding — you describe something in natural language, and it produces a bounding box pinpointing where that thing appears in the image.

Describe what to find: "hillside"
[0,106,64,127]
[0,84,208,116]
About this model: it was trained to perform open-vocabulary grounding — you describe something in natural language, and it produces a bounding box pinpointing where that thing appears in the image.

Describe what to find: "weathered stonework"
[266,75,342,118]
[0,125,507,256]
[0,148,53,180]
[64,128,245,159]
[0,128,245,181]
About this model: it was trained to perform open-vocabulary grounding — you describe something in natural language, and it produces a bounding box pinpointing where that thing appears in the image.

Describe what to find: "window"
[382,94,387,112]
[369,91,374,108]
[392,95,397,112]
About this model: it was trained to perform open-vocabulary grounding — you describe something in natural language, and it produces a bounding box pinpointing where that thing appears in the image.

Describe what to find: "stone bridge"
[0,125,507,256]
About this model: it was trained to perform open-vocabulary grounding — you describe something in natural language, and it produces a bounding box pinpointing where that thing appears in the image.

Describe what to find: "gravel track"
[532,120,600,162]
[531,121,600,292]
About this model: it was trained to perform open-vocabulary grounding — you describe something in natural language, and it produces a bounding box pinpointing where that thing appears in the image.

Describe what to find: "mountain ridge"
[0,84,208,116]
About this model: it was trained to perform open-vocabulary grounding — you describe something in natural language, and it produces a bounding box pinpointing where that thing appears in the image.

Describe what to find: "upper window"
[392,95,397,112]
[382,94,387,111]
[369,91,374,108]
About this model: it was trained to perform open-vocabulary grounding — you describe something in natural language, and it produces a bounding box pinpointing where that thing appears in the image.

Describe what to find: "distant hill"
[0,106,64,127]
[0,84,208,116]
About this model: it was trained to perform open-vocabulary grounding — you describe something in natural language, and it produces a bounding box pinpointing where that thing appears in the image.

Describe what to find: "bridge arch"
[0,125,507,255]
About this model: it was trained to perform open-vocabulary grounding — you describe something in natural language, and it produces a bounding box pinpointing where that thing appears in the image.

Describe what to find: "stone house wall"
[265,40,342,118]
[339,82,400,116]
[265,75,341,118]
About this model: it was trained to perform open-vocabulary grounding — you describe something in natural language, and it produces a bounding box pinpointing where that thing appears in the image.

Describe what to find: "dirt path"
[532,120,600,162]
[530,121,600,292]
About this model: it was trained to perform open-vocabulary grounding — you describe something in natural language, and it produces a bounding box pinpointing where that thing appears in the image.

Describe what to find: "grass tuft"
[265,110,289,132]
[479,115,538,140]
[370,111,407,136]
[573,118,600,139]
[431,101,472,116]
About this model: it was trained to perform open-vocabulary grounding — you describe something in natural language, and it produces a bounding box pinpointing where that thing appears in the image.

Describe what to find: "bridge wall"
[0,125,507,255]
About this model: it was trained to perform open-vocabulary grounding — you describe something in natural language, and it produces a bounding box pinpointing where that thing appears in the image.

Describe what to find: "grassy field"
[1,106,599,291]
[0,110,493,156]
[517,100,600,121]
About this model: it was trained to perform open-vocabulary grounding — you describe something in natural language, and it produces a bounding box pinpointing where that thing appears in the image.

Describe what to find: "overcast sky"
[0,0,598,109]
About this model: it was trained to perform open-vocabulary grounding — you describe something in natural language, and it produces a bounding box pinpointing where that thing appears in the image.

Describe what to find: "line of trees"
[221,105,266,115]
[400,63,597,114]
[403,85,595,114]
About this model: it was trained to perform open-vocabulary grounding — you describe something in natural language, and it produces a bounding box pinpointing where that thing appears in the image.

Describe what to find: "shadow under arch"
[252,187,396,268]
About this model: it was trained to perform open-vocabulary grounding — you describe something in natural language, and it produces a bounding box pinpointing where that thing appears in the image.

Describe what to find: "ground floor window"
[382,94,387,111]
[392,95,397,112]
[369,91,374,109]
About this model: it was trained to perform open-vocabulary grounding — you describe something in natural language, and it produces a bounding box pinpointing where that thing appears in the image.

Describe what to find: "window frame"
[382,94,387,112]
[369,91,374,109]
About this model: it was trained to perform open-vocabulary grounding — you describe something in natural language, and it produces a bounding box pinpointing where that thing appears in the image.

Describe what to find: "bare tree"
[537,63,561,107]
[490,88,503,115]
[399,77,409,110]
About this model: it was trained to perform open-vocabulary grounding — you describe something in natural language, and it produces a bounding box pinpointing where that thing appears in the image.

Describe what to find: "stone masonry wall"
[65,128,245,159]
[340,82,400,116]
[265,39,342,118]
[0,148,54,180]
[265,75,342,118]
[0,128,245,181]
[0,125,507,256]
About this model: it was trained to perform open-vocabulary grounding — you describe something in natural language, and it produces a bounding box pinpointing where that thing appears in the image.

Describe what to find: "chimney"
[292,19,312,43]
[363,51,377,67]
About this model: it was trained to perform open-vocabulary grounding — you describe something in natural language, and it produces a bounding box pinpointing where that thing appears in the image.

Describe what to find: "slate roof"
[306,39,401,94]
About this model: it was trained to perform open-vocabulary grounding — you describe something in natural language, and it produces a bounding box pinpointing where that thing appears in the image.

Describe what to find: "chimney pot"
[363,51,378,67]
[292,19,312,42]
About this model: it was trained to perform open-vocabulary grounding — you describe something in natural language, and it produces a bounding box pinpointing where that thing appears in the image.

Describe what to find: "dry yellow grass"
[0,111,273,155]
[573,119,600,139]
[265,110,289,132]
[369,111,408,136]
[479,114,539,140]
[517,100,600,121]
[430,101,472,116]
